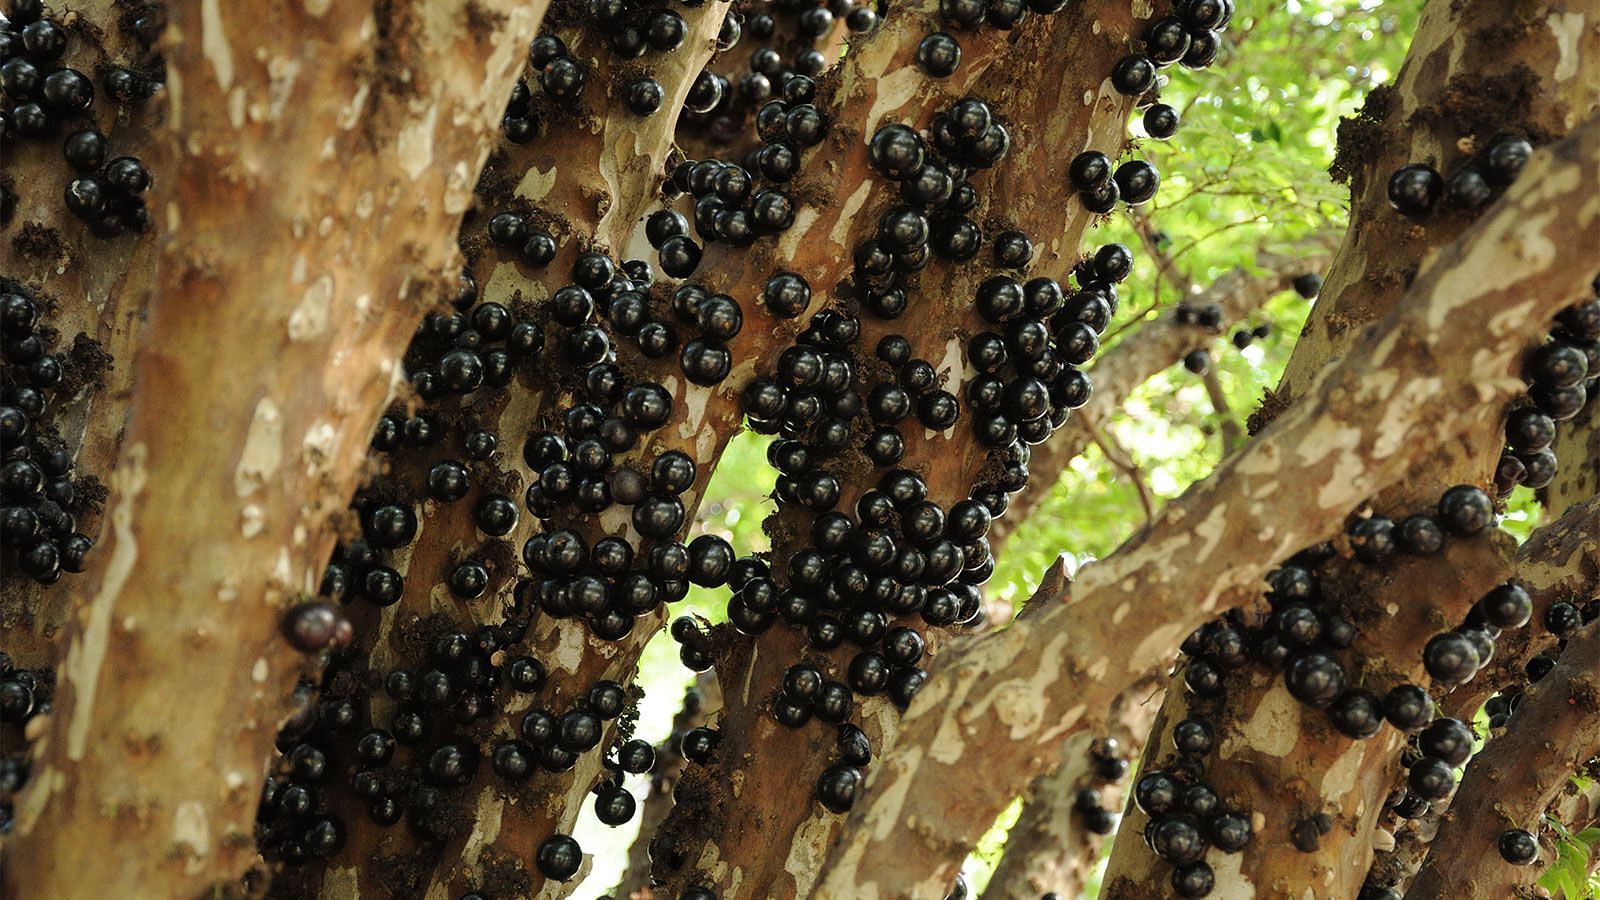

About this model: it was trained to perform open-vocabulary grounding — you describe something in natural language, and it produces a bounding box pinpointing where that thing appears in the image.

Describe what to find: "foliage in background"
[577,2,1468,896]
[993,0,1430,606]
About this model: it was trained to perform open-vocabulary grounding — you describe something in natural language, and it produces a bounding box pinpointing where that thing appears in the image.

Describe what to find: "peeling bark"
[4,2,546,895]
[0,0,158,672]
[1407,623,1600,898]
[979,676,1162,900]
[649,3,1154,895]
[808,113,1600,900]
[1100,535,1515,897]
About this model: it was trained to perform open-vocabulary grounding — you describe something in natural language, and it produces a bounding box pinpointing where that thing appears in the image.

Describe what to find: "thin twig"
[1201,366,1244,452]
[1087,419,1158,522]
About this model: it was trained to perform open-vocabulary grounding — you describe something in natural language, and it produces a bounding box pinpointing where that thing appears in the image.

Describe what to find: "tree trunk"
[808,113,1600,899]
[5,3,545,895]
[0,0,158,672]
[647,2,1155,894]
[979,676,1162,900]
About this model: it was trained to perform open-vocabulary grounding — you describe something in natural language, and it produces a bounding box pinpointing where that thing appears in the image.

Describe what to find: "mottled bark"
[1407,624,1600,898]
[1097,1,1600,893]
[1546,399,1599,518]
[4,2,546,896]
[1441,494,1600,722]
[650,2,1154,895]
[293,5,733,896]
[0,0,158,670]
[992,242,1334,547]
[1100,534,1514,897]
[1378,500,1600,892]
[809,113,1600,900]
[1277,0,1600,401]
[979,677,1162,900]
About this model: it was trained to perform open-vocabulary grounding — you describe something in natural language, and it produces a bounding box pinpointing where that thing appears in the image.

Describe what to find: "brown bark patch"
[1330,84,1393,185]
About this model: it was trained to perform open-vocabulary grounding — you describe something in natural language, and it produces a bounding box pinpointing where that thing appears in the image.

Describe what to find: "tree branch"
[1407,622,1600,898]
[808,112,1600,900]
[1087,421,1157,523]
[992,240,1335,546]
[1200,365,1243,455]
[5,2,547,895]
[978,676,1162,900]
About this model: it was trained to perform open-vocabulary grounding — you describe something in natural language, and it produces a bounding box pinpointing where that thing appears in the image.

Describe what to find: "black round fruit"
[536,834,583,881]
[1498,828,1539,865]
[1387,164,1443,217]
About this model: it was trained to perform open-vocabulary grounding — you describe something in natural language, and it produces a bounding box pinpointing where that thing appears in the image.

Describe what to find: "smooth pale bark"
[4,3,546,896]
[808,113,1600,900]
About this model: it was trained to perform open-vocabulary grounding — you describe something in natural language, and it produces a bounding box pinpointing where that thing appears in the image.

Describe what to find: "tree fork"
[978,675,1162,900]
[808,112,1600,900]
[991,239,1335,547]
[648,1,1157,894]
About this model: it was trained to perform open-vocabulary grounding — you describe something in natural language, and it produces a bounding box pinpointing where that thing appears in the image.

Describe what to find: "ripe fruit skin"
[1383,684,1434,732]
[1134,770,1180,816]
[1499,828,1539,864]
[1544,601,1582,637]
[1144,103,1180,138]
[1285,652,1345,707]
[1111,55,1158,96]
[1407,756,1455,801]
[1437,484,1493,534]
[816,763,862,812]
[1387,164,1443,217]
[1418,717,1474,766]
[1477,582,1532,628]
[1422,631,1480,684]
[1328,688,1383,738]
[1114,160,1160,205]
[916,32,961,77]
[1069,151,1112,191]
[1172,860,1215,898]
[1149,815,1207,864]
[536,834,583,881]
[1209,811,1252,852]
[1483,134,1533,184]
